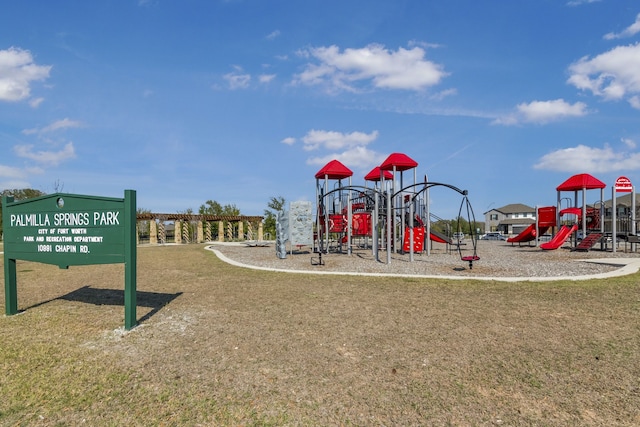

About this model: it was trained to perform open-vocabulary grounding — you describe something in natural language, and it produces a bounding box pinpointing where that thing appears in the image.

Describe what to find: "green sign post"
[2,190,137,330]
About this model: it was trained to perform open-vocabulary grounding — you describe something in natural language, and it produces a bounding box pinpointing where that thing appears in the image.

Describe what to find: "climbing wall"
[289,201,314,247]
[276,210,289,259]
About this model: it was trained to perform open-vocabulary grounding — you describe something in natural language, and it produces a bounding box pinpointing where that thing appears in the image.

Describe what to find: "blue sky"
[1,0,640,219]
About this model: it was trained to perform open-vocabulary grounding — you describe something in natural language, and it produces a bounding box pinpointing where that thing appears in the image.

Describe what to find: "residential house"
[484,203,536,235]
[601,192,639,235]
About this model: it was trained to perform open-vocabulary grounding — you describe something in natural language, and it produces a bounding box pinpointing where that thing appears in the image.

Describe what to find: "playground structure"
[313,153,480,268]
[507,173,637,252]
[507,206,557,245]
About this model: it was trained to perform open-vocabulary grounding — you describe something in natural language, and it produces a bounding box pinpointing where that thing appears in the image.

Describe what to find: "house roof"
[488,203,535,215]
[602,192,640,208]
[498,218,535,226]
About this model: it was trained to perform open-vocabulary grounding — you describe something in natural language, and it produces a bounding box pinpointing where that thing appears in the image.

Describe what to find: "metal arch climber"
[315,180,480,268]
[400,181,480,268]
[316,185,384,258]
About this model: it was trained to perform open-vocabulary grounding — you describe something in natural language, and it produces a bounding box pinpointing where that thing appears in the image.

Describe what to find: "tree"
[1,189,45,200]
[195,200,241,241]
[0,188,46,239]
[263,196,286,239]
[198,200,240,216]
[137,207,152,241]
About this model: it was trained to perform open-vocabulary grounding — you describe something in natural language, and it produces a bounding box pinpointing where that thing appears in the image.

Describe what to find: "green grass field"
[2,243,639,425]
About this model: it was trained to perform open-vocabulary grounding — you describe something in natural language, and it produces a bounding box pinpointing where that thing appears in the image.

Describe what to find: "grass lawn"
[1,243,639,425]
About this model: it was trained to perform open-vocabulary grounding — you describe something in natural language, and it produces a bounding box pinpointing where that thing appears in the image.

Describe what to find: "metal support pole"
[373,190,379,260]
[386,187,392,264]
[409,200,414,262]
[612,186,617,253]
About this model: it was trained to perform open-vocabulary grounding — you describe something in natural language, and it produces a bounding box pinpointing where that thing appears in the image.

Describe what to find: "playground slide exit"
[540,224,578,250]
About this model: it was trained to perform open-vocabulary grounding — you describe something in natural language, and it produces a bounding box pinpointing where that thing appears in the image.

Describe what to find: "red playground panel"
[320,213,372,236]
[537,206,557,227]
[352,213,372,236]
[403,226,425,252]
[329,214,347,232]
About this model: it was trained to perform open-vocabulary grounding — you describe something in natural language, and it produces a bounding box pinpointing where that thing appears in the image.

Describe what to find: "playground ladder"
[571,233,603,252]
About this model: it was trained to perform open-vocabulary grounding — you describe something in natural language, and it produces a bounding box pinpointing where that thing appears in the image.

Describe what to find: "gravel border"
[206,239,640,281]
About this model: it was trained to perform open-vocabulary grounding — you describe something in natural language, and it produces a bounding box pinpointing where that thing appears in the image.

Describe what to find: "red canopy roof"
[379,152,418,171]
[364,166,393,182]
[556,173,606,191]
[314,159,353,180]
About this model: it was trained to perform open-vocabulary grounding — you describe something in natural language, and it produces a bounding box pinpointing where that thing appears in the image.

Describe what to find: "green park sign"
[2,190,138,329]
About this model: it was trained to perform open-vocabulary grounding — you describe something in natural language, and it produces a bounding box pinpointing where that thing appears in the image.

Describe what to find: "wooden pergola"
[136,212,264,244]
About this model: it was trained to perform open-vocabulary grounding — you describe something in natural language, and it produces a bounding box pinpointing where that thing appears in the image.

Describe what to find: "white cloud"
[534,144,640,173]
[604,13,640,40]
[567,43,640,103]
[629,95,640,110]
[293,43,448,93]
[430,88,457,101]
[29,97,44,108]
[0,164,44,189]
[0,164,28,179]
[493,99,588,125]
[14,142,76,166]
[266,30,281,40]
[622,137,637,149]
[258,74,276,84]
[223,67,251,89]
[22,118,83,135]
[0,178,31,189]
[301,129,379,151]
[307,146,386,170]
[0,47,51,102]
[287,129,384,171]
[566,0,600,6]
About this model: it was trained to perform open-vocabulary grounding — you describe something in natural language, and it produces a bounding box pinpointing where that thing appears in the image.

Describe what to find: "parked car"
[481,232,507,240]
[452,232,465,241]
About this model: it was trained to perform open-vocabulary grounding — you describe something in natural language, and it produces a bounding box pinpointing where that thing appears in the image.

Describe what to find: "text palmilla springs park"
[10,211,121,254]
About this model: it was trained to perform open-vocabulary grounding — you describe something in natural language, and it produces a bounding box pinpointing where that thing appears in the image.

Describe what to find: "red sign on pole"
[615,176,633,192]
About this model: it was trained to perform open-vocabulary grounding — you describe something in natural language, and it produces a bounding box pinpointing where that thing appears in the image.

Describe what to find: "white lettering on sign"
[615,176,633,193]
[9,212,122,227]
[73,236,104,243]
[54,212,90,226]
[10,213,51,227]
[9,209,124,258]
[93,211,120,225]
[45,236,73,243]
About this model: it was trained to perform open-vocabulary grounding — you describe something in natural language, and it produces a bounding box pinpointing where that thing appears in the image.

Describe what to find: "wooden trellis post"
[205,221,212,241]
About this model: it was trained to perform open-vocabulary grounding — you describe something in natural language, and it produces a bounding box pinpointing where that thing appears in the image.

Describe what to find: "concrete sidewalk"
[206,246,640,282]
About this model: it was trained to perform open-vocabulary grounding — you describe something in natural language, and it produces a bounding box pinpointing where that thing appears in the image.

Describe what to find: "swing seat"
[461,255,480,269]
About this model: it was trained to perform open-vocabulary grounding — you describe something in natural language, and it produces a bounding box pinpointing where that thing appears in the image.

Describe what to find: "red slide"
[507,224,550,243]
[430,230,452,244]
[540,224,578,250]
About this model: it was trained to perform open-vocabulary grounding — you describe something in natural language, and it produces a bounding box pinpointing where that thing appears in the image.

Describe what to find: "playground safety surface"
[208,240,640,281]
